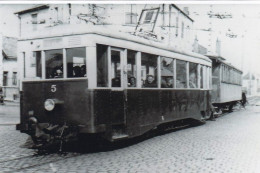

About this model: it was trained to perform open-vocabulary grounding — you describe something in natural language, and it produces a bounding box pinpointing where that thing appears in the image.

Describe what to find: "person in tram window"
[80,65,86,77]
[112,73,121,87]
[176,79,185,88]
[189,72,197,88]
[73,66,81,77]
[161,77,173,88]
[53,66,63,78]
[128,77,136,87]
[143,75,157,88]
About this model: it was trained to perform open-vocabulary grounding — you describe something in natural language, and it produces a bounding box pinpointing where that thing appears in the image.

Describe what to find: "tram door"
[109,48,127,125]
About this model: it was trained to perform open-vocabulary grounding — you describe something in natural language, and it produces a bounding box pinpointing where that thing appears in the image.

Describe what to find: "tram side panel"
[126,89,210,138]
[220,83,242,103]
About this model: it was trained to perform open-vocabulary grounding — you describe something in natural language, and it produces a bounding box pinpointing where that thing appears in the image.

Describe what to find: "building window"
[23,52,26,78]
[181,22,184,38]
[175,16,179,37]
[125,12,137,24]
[143,11,154,24]
[66,47,86,78]
[12,72,17,86]
[3,72,8,86]
[31,14,37,31]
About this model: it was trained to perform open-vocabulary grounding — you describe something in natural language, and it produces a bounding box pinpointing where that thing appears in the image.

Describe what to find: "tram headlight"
[44,99,55,111]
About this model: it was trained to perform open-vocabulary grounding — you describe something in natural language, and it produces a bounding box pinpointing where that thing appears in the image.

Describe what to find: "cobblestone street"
[1,98,260,173]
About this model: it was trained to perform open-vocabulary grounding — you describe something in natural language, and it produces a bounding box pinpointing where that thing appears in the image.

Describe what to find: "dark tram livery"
[16,26,238,146]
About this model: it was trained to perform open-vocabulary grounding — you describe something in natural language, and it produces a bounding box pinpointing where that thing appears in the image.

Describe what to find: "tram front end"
[16,79,97,148]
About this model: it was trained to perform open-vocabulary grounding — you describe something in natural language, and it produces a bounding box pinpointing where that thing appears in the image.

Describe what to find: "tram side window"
[200,65,203,89]
[141,53,158,88]
[97,44,108,87]
[66,47,86,78]
[161,57,174,88]
[176,60,187,88]
[111,50,121,87]
[45,49,63,79]
[127,50,137,87]
[33,51,42,78]
[189,62,198,88]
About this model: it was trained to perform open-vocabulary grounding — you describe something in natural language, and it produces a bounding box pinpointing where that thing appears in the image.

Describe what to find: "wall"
[19,4,195,52]
[0,33,3,86]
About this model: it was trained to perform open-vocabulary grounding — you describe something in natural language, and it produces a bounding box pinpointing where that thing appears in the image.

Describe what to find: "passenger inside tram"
[53,66,63,78]
[80,65,86,77]
[143,75,157,88]
[73,66,81,77]
[128,77,136,87]
[176,79,186,88]
[161,77,173,88]
[112,73,121,87]
[189,72,197,88]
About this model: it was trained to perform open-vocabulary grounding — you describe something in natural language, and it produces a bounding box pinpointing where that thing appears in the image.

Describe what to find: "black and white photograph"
[0,1,260,172]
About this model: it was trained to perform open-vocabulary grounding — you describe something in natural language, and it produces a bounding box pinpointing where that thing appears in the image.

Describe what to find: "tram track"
[0,153,37,164]
[0,152,81,172]
[0,124,17,126]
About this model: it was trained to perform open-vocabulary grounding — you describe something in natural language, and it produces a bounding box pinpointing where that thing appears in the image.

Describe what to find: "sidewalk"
[0,102,20,125]
[1,100,20,106]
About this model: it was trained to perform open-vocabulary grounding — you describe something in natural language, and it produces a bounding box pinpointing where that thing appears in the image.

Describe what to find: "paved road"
[0,98,260,173]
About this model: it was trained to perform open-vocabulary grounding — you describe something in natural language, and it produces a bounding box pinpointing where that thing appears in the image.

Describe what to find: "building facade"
[242,73,260,96]
[0,33,19,101]
[16,4,195,51]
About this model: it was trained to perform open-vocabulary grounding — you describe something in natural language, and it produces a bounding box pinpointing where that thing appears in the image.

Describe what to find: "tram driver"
[53,66,63,78]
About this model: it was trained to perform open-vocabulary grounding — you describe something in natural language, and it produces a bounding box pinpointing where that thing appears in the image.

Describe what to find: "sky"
[178,4,260,75]
[1,3,260,75]
[0,4,33,37]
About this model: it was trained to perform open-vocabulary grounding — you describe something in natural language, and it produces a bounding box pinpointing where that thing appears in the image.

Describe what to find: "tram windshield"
[66,47,86,78]
[45,49,63,79]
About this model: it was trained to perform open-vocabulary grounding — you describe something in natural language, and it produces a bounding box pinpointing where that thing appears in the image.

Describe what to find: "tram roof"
[206,55,242,73]
[19,25,211,63]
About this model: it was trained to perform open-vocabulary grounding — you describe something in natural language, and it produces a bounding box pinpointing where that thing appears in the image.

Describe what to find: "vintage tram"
[207,55,242,112]
[16,26,212,146]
